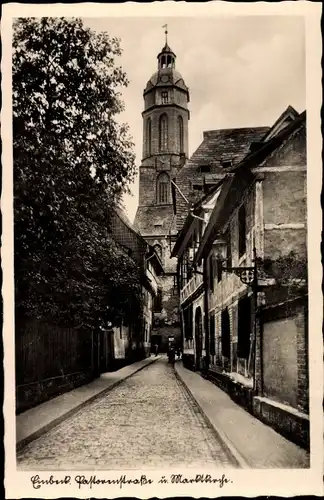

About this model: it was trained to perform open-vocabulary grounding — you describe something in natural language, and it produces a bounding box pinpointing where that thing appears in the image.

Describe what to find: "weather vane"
[162,24,168,44]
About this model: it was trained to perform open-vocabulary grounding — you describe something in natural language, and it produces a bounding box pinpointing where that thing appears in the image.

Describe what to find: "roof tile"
[175,126,269,230]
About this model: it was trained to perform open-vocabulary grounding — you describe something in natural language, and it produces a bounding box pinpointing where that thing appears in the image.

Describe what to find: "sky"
[83,16,305,222]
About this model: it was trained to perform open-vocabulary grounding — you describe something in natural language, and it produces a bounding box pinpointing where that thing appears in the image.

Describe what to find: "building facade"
[108,209,163,365]
[173,107,309,448]
[134,36,190,351]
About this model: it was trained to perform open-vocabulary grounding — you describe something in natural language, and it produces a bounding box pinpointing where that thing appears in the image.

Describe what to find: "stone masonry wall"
[139,163,181,207]
[142,105,189,160]
[262,169,307,260]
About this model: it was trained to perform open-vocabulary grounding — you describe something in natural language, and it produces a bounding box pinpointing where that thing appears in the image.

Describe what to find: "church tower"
[134,29,190,350]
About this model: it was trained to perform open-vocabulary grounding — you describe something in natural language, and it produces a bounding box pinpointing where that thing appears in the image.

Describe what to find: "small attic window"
[249,141,262,153]
[199,165,211,173]
[222,160,232,169]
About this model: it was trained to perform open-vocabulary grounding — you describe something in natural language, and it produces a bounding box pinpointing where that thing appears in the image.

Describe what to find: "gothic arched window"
[178,115,184,153]
[159,114,168,152]
[146,118,152,155]
[157,172,170,204]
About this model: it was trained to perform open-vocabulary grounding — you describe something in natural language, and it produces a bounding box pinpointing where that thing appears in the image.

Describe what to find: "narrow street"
[17,358,238,470]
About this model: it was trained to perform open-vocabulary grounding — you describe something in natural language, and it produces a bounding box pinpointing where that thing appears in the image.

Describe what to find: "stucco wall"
[262,307,306,410]
[262,171,306,226]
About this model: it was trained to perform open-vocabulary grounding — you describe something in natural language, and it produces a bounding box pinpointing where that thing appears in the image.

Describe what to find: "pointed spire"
[162,24,168,45]
[158,26,176,69]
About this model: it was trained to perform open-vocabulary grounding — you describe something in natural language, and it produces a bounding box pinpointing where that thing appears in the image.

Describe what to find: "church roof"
[134,204,176,238]
[145,67,188,93]
[174,126,270,231]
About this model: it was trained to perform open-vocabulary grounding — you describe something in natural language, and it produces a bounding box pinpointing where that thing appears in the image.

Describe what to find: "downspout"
[177,259,184,353]
[203,257,210,373]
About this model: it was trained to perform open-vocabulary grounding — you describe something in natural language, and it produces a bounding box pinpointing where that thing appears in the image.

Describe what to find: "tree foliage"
[13,17,141,330]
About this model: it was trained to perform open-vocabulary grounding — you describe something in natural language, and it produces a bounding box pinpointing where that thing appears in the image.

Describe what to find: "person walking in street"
[168,345,175,366]
[154,343,159,356]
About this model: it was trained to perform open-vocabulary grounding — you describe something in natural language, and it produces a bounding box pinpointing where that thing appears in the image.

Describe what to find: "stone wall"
[142,105,189,160]
[138,163,181,206]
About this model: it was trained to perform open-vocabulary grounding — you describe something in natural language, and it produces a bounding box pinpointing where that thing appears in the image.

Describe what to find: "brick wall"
[138,167,156,206]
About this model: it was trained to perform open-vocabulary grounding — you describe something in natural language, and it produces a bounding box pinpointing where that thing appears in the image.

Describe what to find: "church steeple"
[141,32,190,168]
[134,31,189,344]
[157,25,176,69]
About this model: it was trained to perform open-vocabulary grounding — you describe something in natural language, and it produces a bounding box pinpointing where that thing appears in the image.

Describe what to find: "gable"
[262,106,299,143]
[260,122,306,168]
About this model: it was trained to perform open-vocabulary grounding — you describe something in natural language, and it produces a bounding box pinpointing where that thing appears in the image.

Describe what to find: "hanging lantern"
[212,238,227,261]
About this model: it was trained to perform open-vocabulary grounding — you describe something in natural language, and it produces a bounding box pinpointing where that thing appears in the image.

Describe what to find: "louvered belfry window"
[159,114,168,151]
[157,172,170,204]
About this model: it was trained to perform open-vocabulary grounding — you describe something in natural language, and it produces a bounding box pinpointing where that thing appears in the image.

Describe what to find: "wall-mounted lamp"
[212,239,257,287]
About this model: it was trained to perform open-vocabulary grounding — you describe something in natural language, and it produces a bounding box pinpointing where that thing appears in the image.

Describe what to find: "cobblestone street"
[17,358,238,470]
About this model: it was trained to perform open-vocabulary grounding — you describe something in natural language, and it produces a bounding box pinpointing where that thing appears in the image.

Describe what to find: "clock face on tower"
[160,74,169,83]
